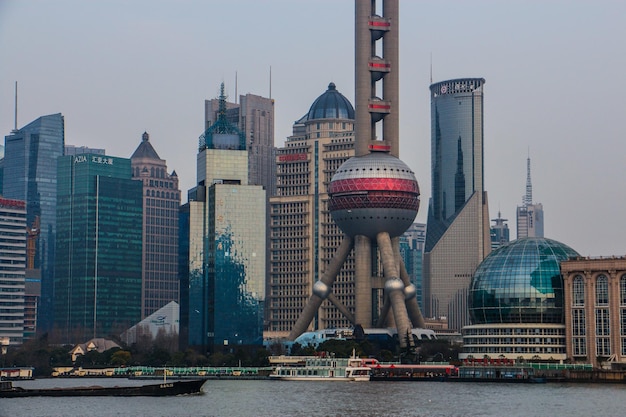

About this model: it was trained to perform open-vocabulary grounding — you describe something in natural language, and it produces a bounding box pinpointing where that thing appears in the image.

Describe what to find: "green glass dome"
[469,238,579,325]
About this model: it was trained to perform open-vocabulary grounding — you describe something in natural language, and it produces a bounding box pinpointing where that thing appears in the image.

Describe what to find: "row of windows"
[573,274,626,306]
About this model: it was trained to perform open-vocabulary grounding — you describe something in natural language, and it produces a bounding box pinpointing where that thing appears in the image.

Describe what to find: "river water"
[2,378,625,417]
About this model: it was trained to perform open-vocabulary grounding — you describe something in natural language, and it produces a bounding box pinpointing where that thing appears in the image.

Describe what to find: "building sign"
[278,153,307,162]
[74,155,114,165]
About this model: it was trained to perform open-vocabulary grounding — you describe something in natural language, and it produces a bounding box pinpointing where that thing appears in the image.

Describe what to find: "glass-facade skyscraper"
[54,154,143,342]
[423,78,491,331]
[184,84,266,352]
[3,113,65,333]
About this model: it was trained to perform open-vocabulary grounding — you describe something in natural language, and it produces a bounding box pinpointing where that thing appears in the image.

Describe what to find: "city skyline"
[1,1,625,257]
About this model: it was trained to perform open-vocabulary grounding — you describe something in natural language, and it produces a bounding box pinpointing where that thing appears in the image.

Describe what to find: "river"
[2,378,625,417]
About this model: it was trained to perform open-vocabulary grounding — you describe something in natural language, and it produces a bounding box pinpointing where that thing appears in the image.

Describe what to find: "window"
[596,275,609,306]
[573,275,584,306]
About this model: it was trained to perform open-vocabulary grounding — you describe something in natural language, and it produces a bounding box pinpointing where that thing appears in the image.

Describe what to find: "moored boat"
[270,351,372,381]
[0,379,206,398]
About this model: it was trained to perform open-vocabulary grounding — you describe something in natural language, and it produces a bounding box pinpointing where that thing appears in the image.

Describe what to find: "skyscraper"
[3,113,65,333]
[267,83,356,337]
[400,223,427,311]
[516,156,544,238]
[423,78,491,331]
[0,198,26,346]
[54,154,143,342]
[185,84,266,352]
[130,132,181,318]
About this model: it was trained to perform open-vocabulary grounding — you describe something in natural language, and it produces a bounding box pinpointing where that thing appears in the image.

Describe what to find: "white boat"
[270,351,373,381]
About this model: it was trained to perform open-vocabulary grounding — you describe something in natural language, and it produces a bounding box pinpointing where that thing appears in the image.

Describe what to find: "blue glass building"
[54,154,143,342]
[423,79,492,331]
[3,113,65,332]
[185,84,266,352]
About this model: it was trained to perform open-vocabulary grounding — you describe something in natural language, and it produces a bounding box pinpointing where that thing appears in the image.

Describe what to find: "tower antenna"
[235,71,238,104]
[13,81,18,132]
[430,52,433,84]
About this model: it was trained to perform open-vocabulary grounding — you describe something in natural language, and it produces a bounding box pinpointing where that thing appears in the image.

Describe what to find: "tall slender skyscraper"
[516,156,544,238]
[54,154,143,342]
[131,132,181,318]
[3,113,65,333]
[423,78,491,331]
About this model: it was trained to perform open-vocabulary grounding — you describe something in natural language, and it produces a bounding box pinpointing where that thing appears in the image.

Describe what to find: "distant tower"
[423,78,491,331]
[131,132,181,318]
[289,0,424,349]
[516,156,544,238]
[490,211,510,250]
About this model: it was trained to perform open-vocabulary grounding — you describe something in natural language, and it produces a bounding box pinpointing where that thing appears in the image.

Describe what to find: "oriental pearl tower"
[289,0,425,349]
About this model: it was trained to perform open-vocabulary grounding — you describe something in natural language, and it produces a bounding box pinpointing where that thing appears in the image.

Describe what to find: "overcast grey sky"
[1,0,625,257]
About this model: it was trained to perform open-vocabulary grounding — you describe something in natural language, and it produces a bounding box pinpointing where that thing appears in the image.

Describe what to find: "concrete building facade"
[0,198,26,346]
[130,132,181,318]
[561,256,626,368]
[267,83,356,337]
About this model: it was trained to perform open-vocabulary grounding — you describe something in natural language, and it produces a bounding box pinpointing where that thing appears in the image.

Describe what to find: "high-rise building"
[516,156,544,238]
[3,113,65,333]
[490,211,510,250]
[130,132,181,318]
[399,223,427,312]
[267,83,356,337]
[185,84,266,352]
[0,198,26,346]
[423,78,491,331]
[54,154,143,343]
[205,89,276,325]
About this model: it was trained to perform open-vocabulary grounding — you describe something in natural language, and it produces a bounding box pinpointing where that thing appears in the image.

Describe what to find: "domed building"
[267,83,357,338]
[460,237,579,362]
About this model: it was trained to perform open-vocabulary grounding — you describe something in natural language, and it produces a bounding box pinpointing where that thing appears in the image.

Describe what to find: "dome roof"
[306,83,354,121]
[469,237,579,325]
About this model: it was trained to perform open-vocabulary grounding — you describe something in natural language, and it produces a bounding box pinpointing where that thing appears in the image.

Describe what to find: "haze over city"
[1,0,624,257]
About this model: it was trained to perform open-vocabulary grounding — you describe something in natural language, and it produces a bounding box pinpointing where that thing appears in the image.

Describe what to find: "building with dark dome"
[267,83,357,338]
[460,237,579,362]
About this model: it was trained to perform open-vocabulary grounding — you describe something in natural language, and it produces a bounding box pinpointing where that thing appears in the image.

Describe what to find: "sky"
[1,0,625,257]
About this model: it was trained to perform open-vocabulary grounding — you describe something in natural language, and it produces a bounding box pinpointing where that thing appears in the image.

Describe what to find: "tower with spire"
[516,156,544,238]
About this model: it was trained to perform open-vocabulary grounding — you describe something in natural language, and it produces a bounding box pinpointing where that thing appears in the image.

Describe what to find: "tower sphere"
[328,152,420,239]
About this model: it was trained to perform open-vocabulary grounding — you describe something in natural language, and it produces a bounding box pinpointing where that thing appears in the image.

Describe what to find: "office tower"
[3,113,65,333]
[185,84,266,352]
[516,156,544,238]
[267,82,356,337]
[0,198,26,346]
[130,132,181,318]
[290,0,424,349]
[205,90,276,325]
[423,78,491,331]
[400,223,427,311]
[54,154,143,343]
[490,211,510,250]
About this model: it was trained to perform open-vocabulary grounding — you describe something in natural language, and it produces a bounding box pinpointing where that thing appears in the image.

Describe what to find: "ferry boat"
[270,351,372,381]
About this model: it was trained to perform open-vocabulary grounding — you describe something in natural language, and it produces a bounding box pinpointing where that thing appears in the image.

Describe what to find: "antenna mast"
[13,81,18,132]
